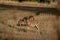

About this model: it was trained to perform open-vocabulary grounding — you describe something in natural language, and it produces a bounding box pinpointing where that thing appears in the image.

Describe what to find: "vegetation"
[11,0,55,2]
[11,0,37,2]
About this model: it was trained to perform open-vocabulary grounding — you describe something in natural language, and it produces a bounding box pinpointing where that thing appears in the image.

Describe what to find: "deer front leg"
[35,25,39,30]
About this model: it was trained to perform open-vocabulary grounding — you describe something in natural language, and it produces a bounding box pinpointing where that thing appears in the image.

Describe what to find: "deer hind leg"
[17,20,21,26]
[17,23,20,26]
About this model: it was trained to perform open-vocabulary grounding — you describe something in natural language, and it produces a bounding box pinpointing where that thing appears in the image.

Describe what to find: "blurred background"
[0,0,60,40]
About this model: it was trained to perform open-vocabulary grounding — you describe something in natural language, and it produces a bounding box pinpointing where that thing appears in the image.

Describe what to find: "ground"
[0,1,59,40]
[0,9,58,40]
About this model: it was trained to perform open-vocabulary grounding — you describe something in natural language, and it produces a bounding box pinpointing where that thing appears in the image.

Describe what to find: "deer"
[27,16,39,30]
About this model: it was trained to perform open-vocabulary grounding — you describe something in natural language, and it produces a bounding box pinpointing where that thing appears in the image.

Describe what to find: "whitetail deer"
[17,16,39,30]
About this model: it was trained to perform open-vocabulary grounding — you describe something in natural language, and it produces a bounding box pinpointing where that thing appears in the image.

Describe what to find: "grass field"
[0,8,59,40]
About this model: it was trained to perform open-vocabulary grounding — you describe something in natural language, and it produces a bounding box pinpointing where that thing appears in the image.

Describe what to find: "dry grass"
[0,9,59,40]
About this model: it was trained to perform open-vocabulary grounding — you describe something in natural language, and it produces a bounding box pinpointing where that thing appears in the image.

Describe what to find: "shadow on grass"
[17,28,27,32]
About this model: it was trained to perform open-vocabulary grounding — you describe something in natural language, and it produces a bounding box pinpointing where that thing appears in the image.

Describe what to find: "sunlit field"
[0,8,59,40]
[0,0,59,40]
